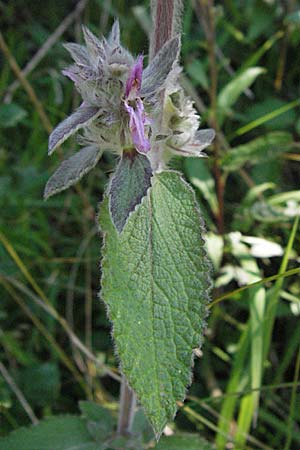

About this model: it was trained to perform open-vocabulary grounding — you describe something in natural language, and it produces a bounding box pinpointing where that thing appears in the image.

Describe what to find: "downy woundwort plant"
[45,0,214,439]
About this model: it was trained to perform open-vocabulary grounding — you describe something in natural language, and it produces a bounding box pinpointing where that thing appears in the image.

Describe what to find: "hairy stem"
[151,0,174,57]
[150,0,182,58]
[117,375,137,435]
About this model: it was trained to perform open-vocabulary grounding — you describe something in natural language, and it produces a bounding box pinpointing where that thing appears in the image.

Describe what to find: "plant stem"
[117,375,137,435]
[199,0,224,234]
[151,0,174,58]
[150,0,183,58]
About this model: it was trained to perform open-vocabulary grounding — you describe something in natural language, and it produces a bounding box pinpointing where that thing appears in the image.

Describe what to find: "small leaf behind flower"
[108,149,152,233]
[141,36,180,97]
[48,106,101,155]
[174,129,215,156]
[44,145,101,199]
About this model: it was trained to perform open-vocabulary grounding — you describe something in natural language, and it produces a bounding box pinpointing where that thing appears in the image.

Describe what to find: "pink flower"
[124,99,151,154]
[124,56,151,154]
[125,55,143,99]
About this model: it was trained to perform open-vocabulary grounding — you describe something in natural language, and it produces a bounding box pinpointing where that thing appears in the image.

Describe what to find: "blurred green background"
[1,1,300,448]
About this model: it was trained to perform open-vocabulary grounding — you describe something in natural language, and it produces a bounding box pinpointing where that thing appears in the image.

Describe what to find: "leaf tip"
[48,134,56,155]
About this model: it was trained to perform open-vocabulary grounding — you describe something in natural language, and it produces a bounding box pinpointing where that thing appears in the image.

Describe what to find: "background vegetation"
[0,0,300,448]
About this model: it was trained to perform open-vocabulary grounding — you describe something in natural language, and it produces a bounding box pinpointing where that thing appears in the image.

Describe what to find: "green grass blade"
[215,324,250,449]
[283,344,300,450]
[210,266,300,308]
[233,253,266,446]
[263,216,299,360]
[234,99,300,137]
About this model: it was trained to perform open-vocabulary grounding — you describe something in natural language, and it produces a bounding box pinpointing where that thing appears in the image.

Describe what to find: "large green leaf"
[0,416,102,450]
[100,170,211,436]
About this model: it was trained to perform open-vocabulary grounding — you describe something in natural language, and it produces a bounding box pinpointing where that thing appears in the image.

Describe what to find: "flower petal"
[125,99,151,154]
[48,106,101,155]
[125,55,143,99]
[44,145,102,199]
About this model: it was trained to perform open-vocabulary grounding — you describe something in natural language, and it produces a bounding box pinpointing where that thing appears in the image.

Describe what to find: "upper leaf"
[173,129,215,157]
[107,19,120,46]
[82,26,106,62]
[100,170,211,436]
[44,145,102,199]
[48,106,101,155]
[108,149,153,232]
[141,36,180,97]
[63,43,90,66]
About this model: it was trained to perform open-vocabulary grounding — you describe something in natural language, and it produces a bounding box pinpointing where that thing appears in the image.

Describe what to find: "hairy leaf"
[82,26,105,61]
[108,149,152,233]
[176,129,215,156]
[141,36,180,97]
[44,145,101,199]
[108,19,120,46]
[48,106,101,154]
[63,43,90,66]
[100,170,211,436]
[0,416,101,450]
